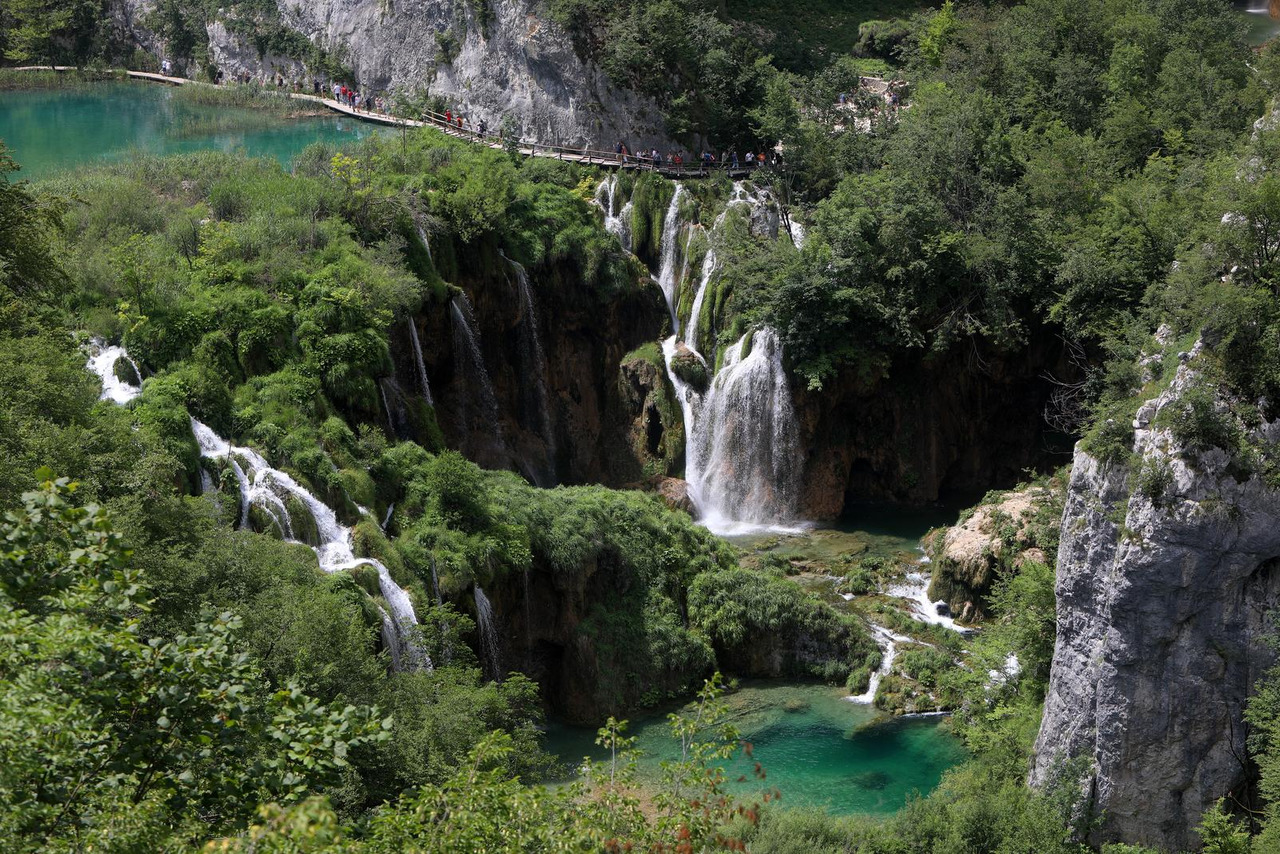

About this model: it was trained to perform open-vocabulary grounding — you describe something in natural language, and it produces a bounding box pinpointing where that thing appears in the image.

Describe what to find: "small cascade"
[406,320,434,405]
[503,253,556,486]
[848,626,913,704]
[474,585,502,681]
[450,293,503,442]
[381,503,395,531]
[595,175,632,251]
[86,341,143,404]
[416,225,433,264]
[379,379,396,436]
[84,343,430,672]
[888,569,971,634]
[655,184,687,332]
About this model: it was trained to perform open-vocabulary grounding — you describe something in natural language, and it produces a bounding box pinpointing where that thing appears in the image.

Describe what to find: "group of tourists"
[614,143,780,172]
[330,82,388,115]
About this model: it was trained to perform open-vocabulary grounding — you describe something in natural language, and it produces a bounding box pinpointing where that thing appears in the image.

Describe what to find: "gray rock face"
[1030,361,1280,851]
[112,0,670,149]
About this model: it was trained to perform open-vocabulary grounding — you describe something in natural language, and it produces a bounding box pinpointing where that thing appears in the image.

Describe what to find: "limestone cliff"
[111,0,670,148]
[1030,350,1280,851]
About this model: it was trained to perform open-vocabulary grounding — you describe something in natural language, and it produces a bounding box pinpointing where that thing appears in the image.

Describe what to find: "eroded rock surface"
[1031,359,1280,851]
[113,0,671,148]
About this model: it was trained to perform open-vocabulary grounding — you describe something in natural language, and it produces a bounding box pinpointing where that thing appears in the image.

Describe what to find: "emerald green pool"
[0,81,386,179]
[544,682,966,815]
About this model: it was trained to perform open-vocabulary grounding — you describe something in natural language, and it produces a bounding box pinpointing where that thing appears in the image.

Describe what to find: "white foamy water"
[85,342,429,671]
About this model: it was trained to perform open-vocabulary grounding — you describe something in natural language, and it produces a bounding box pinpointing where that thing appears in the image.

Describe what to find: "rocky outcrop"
[795,332,1074,517]
[1030,356,1280,851]
[111,0,671,149]
[925,481,1062,622]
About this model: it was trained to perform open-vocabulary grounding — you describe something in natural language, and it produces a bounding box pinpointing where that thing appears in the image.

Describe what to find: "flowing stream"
[83,339,429,672]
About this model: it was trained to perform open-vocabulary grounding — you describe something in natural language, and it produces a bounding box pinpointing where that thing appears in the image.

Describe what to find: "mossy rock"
[247,503,286,540]
[284,494,320,547]
[670,346,708,392]
[112,355,140,386]
[347,563,383,599]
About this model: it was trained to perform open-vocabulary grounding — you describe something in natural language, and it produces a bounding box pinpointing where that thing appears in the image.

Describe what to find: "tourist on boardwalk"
[757,151,766,167]
[479,119,488,137]
[745,150,754,168]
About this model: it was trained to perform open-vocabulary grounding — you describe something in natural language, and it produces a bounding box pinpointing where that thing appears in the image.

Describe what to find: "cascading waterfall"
[655,184,687,332]
[87,342,143,405]
[685,329,803,531]
[416,225,433,264]
[84,340,430,672]
[654,184,805,534]
[595,174,632,251]
[379,379,396,436]
[450,293,503,441]
[848,626,914,704]
[503,253,556,486]
[473,585,502,681]
[406,320,434,406]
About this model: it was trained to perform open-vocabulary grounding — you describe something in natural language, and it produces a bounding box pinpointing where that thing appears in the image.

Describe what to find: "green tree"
[0,474,388,849]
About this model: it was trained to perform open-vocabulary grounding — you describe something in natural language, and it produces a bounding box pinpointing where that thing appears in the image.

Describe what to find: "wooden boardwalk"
[16,66,770,179]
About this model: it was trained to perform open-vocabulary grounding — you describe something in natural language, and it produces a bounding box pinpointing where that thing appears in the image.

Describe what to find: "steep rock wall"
[112,0,670,148]
[1030,357,1280,851]
[403,247,667,487]
[795,332,1072,516]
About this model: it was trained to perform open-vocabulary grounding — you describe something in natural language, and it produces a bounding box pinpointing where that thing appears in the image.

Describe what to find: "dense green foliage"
[697,0,1280,392]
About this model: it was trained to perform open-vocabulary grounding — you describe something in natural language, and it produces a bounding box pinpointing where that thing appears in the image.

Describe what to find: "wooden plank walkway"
[12,66,771,179]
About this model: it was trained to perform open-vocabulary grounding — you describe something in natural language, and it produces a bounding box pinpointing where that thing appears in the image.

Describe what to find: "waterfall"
[650,184,806,535]
[888,569,971,634]
[416,225,433,264]
[656,184,687,332]
[381,502,395,531]
[682,329,803,533]
[379,379,396,436]
[848,626,913,704]
[86,341,143,404]
[84,342,431,672]
[380,377,413,440]
[596,175,632,251]
[473,585,502,681]
[450,294,502,443]
[406,320,434,405]
[503,253,556,486]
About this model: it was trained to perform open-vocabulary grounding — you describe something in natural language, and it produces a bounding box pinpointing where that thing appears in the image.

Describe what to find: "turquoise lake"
[0,81,386,179]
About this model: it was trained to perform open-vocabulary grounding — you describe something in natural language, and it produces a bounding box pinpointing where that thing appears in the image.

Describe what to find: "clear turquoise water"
[543,682,966,815]
[0,81,386,179]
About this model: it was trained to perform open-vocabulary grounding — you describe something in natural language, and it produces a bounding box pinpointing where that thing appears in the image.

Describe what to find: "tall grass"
[169,82,305,114]
[0,67,125,91]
